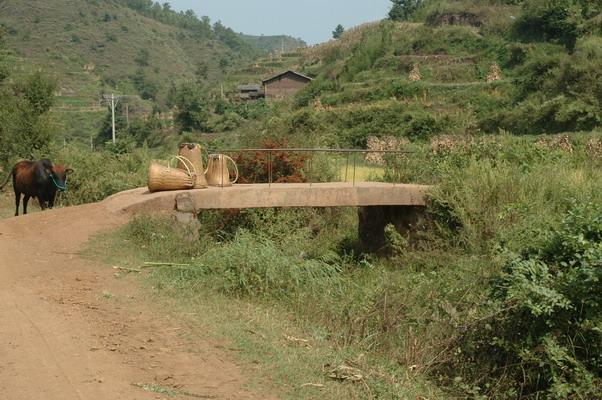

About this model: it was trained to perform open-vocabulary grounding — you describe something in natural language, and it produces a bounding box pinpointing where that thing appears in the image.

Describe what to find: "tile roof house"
[237,84,264,100]
[262,70,313,99]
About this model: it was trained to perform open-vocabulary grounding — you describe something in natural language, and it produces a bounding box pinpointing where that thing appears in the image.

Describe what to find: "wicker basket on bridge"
[178,143,208,189]
[148,156,197,193]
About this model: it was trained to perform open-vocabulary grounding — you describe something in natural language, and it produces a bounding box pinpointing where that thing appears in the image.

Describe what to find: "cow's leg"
[23,195,30,215]
[48,192,56,209]
[14,191,21,216]
[38,193,47,210]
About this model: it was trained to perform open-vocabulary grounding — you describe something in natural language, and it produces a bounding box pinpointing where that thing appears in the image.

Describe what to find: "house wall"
[264,72,310,99]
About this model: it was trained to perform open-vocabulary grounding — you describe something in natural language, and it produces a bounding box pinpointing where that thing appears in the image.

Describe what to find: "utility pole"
[102,93,120,144]
[125,103,130,129]
[102,93,134,144]
[111,94,116,144]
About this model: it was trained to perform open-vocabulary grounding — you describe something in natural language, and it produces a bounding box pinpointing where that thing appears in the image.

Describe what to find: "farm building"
[262,70,312,99]
[237,84,264,101]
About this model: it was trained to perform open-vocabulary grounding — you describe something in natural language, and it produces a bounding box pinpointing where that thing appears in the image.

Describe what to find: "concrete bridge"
[105,182,432,253]
[106,182,430,213]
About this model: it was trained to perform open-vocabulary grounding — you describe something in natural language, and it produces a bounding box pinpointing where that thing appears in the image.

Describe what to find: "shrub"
[460,203,602,398]
[233,139,308,183]
[207,111,243,132]
[105,32,117,42]
[294,78,337,108]
[132,68,158,100]
[403,111,445,140]
[289,109,319,132]
[54,145,150,205]
[491,37,602,134]
[512,0,586,50]
[135,48,150,67]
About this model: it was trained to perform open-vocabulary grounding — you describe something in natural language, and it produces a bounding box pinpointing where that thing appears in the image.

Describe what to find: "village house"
[236,84,264,101]
[262,70,312,99]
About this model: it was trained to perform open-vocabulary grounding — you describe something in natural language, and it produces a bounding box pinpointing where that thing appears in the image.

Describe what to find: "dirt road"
[0,197,275,399]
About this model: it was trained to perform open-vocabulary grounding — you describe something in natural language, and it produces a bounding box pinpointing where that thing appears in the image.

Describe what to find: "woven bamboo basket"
[148,156,197,193]
[178,143,208,189]
[206,154,239,187]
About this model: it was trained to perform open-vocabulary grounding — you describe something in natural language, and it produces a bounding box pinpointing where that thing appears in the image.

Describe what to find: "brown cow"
[0,159,73,216]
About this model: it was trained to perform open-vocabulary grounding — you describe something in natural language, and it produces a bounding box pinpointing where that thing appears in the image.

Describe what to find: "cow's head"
[49,165,73,192]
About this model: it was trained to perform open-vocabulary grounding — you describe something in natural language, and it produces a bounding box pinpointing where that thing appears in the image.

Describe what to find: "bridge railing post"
[308,151,312,188]
[352,152,357,187]
[268,150,273,188]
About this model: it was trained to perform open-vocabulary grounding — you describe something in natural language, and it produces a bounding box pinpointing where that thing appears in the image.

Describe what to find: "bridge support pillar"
[358,206,425,253]
[172,193,201,242]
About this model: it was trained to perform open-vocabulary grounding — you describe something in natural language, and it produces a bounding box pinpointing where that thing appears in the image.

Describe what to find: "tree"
[0,70,57,166]
[15,71,56,114]
[388,0,421,21]
[218,57,230,73]
[132,68,158,100]
[194,62,209,83]
[332,24,345,39]
[512,0,586,50]
[174,83,209,132]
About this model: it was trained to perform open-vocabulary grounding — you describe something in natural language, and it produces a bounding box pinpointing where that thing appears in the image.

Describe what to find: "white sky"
[168,0,391,44]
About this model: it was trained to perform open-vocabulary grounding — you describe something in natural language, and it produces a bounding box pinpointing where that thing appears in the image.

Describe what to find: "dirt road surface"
[0,194,275,400]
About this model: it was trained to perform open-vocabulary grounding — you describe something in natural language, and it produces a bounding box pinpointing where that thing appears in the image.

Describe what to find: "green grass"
[88,216,446,399]
[337,161,385,182]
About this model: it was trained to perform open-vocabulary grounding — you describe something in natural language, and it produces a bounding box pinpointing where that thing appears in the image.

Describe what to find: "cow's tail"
[0,168,13,191]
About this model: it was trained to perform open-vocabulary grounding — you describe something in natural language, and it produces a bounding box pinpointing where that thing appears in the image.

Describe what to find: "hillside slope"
[0,0,260,96]
[217,0,600,149]
[0,0,268,140]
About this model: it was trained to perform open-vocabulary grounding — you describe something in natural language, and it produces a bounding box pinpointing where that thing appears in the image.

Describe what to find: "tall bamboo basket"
[148,156,197,193]
[178,143,208,189]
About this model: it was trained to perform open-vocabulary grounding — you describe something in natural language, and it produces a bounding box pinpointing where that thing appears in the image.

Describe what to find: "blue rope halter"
[49,174,67,192]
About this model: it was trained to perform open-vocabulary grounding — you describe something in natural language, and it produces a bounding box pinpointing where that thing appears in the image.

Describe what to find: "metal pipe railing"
[208,148,409,187]
[213,148,414,154]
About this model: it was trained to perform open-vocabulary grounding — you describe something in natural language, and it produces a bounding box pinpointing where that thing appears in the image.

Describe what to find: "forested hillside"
[0,0,296,142]
[0,0,261,98]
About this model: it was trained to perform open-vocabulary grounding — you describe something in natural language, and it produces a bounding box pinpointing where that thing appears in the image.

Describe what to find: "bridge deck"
[105,182,431,214]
